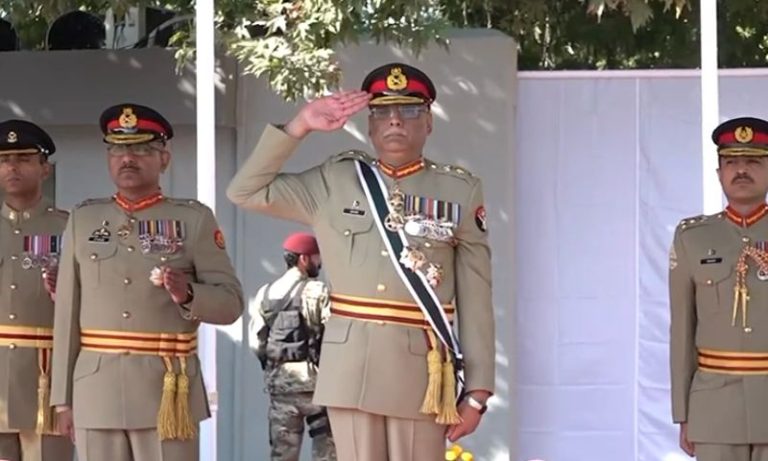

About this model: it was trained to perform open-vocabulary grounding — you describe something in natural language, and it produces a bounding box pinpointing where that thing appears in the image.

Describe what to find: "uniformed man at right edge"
[227,63,495,460]
[670,117,768,460]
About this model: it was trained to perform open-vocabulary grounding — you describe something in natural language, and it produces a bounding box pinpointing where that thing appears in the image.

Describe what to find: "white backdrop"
[515,69,768,461]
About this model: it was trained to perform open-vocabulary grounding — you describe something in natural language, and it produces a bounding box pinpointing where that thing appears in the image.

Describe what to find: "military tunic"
[227,125,495,421]
[670,206,768,444]
[0,198,73,461]
[49,195,243,459]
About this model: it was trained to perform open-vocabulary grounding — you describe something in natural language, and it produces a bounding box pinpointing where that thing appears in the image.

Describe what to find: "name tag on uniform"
[700,257,723,265]
[342,200,366,217]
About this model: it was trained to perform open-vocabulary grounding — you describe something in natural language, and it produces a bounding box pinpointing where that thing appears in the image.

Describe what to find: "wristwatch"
[465,395,487,415]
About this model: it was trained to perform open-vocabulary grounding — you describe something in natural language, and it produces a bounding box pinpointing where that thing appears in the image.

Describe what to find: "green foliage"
[3,0,768,101]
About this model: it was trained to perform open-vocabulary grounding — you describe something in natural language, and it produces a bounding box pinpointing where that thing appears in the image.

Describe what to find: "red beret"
[283,232,319,255]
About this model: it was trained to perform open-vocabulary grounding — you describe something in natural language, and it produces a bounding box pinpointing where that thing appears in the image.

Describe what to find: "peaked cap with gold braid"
[361,62,436,106]
[99,103,174,145]
[712,116,768,157]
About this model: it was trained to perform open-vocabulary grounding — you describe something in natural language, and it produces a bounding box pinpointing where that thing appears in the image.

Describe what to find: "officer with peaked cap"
[670,116,768,460]
[50,103,244,461]
[0,120,74,461]
[228,63,495,460]
[250,232,336,460]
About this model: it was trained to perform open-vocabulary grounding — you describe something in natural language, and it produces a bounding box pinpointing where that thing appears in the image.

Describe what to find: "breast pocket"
[79,242,118,287]
[693,264,733,314]
[328,216,374,266]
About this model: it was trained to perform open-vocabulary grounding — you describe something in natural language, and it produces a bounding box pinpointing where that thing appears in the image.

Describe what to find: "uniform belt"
[80,328,198,441]
[80,329,197,357]
[0,324,53,349]
[0,325,57,434]
[698,348,768,375]
[329,294,454,328]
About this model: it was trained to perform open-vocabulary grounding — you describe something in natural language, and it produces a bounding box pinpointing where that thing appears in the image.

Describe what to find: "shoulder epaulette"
[425,159,475,181]
[166,197,209,212]
[74,197,113,209]
[331,149,374,164]
[676,212,724,232]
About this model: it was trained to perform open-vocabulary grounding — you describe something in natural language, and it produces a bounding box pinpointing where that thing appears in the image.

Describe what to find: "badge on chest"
[138,219,186,254]
[22,234,61,269]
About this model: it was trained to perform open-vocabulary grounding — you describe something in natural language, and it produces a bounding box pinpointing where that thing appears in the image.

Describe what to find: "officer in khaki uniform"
[50,104,244,461]
[670,117,768,460]
[228,63,495,460]
[0,120,73,461]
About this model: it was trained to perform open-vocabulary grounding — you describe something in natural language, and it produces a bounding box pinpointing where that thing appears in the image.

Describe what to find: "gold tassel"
[35,349,55,435]
[157,356,178,440]
[436,352,461,425]
[419,330,442,415]
[175,357,197,440]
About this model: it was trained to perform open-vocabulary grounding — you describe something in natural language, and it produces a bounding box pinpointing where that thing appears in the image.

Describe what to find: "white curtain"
[515,70,768,461]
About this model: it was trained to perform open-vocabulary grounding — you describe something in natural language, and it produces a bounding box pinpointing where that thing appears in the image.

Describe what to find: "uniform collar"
[725,203,768,228]
[375,157,425,179]
[1,197,54,224]
[113,190,164,213]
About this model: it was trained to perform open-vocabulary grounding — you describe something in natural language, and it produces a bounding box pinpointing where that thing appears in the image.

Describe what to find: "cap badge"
[6,131,17,143]
[735,126,754,143]
[119,107,138,130]
[386,67,408,92]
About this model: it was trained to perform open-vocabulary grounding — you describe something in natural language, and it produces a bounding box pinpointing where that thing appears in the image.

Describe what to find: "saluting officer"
[228,63,495,460]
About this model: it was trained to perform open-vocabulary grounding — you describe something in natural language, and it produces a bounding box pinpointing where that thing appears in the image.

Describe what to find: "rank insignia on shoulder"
[214,229,226,250]
[700,257,723,265]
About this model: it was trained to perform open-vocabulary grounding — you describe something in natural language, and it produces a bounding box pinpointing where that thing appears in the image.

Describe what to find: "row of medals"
[384,184,454,288]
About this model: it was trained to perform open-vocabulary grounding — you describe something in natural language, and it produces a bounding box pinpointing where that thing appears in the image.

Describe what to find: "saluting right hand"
[284,90,371,139]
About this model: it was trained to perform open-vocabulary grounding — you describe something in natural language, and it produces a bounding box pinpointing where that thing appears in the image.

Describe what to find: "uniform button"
[745,327,753,333]
[424,242,433,248]
[12,229,20,235]
[9,284,17,290]
[90,253,97,260]
[343,230,351,236]
[129,218,137,224]
[8,313,16,320]
[8,344,16,350]
[743,236,751,243]
[127,246,135,253]
[123,278,132,285]
[705,279,713,285]
[46,207,54,212]
[22,212,29,220]
[160,256,168,262]
[122,311,131,319]
[8,212,16,220]
[10,255,17,261]
[376,283,386,292]
[381,250,388,257]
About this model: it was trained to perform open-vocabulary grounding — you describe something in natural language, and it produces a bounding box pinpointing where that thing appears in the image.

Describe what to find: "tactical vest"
[258,279,322,369]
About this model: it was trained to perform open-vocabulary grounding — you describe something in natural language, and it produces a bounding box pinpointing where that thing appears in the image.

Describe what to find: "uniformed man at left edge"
[49,103,244,461]
[0,119,74,461]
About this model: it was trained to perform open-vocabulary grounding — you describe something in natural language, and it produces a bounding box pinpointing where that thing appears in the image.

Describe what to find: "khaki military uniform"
[227,125,495,460]
[50,196,244,461]
[250,267,336,460]
[0,198,73,461]
[670,206,768,460]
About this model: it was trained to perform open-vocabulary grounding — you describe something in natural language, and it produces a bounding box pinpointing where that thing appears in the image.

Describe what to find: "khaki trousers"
[696,444,768,461]
[74,428,198,461]
[0,431,74,461]
[327,407,445,461]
